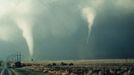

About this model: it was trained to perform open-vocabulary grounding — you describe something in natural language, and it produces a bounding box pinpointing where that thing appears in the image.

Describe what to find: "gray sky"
[0,0,134,60]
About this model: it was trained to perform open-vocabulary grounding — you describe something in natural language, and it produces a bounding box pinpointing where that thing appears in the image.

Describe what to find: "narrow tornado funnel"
[82,7,96,44]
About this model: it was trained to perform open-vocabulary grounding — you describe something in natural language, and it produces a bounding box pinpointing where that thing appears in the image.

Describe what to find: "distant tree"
[61,62,67,66]
[15,61,22,68]
[52,63,57,66]
[69,63,74,66]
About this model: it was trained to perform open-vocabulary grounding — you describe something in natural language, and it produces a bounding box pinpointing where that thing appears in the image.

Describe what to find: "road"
[0,61,13,75]
[0,61,48,75]
[0,68,12,75]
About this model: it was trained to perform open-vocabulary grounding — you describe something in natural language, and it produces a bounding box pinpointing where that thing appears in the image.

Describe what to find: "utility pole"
[16,52,21,62]
[19,52,21,62]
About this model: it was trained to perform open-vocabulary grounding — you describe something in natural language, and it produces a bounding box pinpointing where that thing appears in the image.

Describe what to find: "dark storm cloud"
[32,0,134,60]
[89,1,134,59]
[0,0,134,60]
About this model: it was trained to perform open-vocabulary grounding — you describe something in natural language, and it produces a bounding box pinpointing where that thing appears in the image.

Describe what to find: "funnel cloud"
[82,7,96,43]
[0,0,34,58]
[16,19,34,57]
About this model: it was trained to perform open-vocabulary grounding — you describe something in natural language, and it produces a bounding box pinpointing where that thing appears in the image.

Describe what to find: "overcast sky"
[0,0,134,60]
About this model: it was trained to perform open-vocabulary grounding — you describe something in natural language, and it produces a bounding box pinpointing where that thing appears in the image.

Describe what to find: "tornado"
[82,7,96,44]
[16,19,34,57]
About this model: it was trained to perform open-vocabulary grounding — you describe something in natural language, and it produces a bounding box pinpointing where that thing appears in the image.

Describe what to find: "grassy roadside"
[13,68,50,75]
